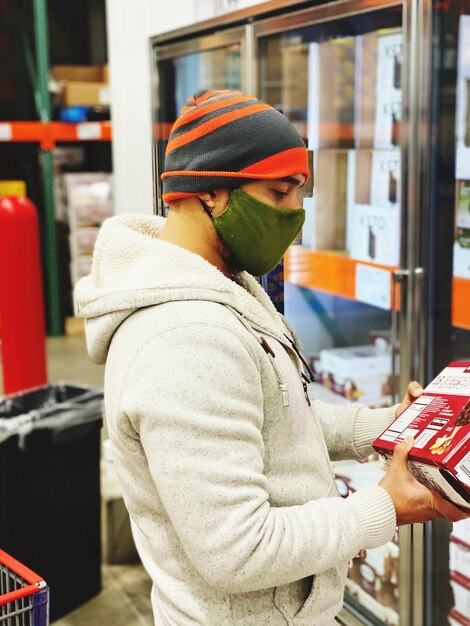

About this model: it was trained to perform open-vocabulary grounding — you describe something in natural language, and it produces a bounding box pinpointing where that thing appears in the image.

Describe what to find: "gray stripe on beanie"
[169,99,259,141]
[165,108,304,175]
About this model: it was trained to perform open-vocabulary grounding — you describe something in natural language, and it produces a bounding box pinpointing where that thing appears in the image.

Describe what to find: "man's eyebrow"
[277,176,305,187]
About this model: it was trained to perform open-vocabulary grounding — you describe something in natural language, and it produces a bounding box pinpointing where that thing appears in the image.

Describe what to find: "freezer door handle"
[391,267,425,404]
[391,269,408,404]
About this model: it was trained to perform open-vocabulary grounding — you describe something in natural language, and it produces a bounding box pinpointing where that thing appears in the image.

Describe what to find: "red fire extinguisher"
[0,196,48,394]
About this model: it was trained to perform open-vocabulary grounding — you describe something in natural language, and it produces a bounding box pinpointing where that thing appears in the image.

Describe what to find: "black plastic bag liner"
[0,382,103,620]
[0,384,103,447]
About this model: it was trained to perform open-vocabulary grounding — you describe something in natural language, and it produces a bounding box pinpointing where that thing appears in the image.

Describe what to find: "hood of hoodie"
[74,214,287,364]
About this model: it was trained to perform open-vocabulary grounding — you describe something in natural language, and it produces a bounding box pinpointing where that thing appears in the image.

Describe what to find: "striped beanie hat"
[161,89,309,204]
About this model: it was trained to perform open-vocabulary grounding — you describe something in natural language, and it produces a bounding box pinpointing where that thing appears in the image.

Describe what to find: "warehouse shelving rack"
[0,0,112,335]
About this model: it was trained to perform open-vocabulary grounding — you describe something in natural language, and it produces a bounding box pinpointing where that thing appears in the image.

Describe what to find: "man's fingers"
[434,496,470,522]
[392,436,414,463]
[408,381,423,398]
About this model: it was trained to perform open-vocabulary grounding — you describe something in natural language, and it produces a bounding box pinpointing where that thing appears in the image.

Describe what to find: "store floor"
[1,329,153,625]
[52,563,153,626]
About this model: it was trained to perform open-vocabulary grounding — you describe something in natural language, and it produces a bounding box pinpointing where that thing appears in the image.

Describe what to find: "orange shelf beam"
[0,121,112,150]
[153,121,354,143]
[285,247,399,309]
[452,277,470,330]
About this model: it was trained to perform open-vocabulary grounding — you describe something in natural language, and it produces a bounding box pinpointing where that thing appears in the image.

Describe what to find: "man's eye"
[273,190,287,199]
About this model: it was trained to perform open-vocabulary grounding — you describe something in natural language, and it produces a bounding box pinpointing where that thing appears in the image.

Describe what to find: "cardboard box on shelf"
[348,540,399,613]
[64,316,85,336]
[374,32,403,149]
[319,345,394,404]
[355,31,403,149]
[349,150,401,207]
[346,150,400,266]
[69,227,100,258]
[70,203,113,227]
[457,181,470,230]
[373,362,470,510]
[52,65,106,82]
[369,329,392,350]
[347,203,400,266]
[454,242,470,279]
[455,16,470,179]
[313,151,348,250]
[53,147,85,222]
[370,150,401,207]
[345,577,399,625]
[308,38,355,149]
[61,82,110,107]
[319,345,392,379]
[354,151,372,205]
[52,65,110,107]
[355,33,378,148]
[65,172,113,227]
[70,255,93,286]
[280,43,308,124]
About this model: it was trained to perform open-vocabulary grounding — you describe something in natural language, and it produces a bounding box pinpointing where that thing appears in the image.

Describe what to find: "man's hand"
[379,437,470,525]
[396,381,424,417]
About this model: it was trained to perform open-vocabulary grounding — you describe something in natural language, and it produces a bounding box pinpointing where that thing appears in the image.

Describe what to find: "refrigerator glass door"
[428,3,470,625]
[152,29,245,214]
[256,5,403,625]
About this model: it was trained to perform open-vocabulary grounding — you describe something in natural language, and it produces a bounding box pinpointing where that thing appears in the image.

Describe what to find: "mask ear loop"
[199,197,214,220]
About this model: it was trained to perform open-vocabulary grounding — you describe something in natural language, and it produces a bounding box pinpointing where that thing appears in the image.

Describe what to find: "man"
[75,90,467,625]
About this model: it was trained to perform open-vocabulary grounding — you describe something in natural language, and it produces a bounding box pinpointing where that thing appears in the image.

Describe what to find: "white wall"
[106,0,268,215]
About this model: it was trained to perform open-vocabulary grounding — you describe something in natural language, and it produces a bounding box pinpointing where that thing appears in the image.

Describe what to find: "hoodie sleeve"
[121,322,396,594]
[312,400,398,461]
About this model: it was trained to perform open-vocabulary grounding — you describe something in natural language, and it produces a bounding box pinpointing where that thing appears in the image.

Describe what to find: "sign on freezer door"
[456,15,470,180]
[374,33,403,150]
[348,204,400,267]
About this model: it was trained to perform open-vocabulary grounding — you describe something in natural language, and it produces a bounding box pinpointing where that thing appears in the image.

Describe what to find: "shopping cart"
[0,550,49,625]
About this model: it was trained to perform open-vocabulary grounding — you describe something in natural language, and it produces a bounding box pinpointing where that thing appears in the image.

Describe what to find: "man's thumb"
[393,436,414,464]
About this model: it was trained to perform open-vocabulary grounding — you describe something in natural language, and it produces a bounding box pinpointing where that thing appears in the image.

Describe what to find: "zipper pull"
[302,379,311,406]
[280,383,290,407]
[283,333,315,382]
[260,336,276,358]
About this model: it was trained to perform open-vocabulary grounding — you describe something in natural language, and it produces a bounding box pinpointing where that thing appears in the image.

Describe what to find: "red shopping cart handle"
[0,549,46,606]
[0,549,44,584]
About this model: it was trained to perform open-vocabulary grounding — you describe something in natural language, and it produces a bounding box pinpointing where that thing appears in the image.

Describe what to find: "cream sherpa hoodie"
[75,214,397,626]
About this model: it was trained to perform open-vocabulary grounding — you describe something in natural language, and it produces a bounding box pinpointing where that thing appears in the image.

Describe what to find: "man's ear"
[197,192,215,208]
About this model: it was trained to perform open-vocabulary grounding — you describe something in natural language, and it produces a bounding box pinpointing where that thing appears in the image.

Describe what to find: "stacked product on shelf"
[334,459,399,625]
[313,339,394,406]
[53,147,86,221]
[51,65,110,108]
[450,518,470,625]
[65,172,113,287]
[455,180,470,281]
[346,29,402,268]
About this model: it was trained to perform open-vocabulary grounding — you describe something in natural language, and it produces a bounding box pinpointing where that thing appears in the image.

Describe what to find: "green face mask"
[201,188,305,276]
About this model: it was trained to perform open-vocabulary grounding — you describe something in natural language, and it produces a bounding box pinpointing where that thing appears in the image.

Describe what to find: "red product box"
[373,362,470,509]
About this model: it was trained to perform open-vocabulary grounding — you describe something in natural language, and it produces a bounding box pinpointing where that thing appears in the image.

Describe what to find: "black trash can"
[0,383,103,621]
